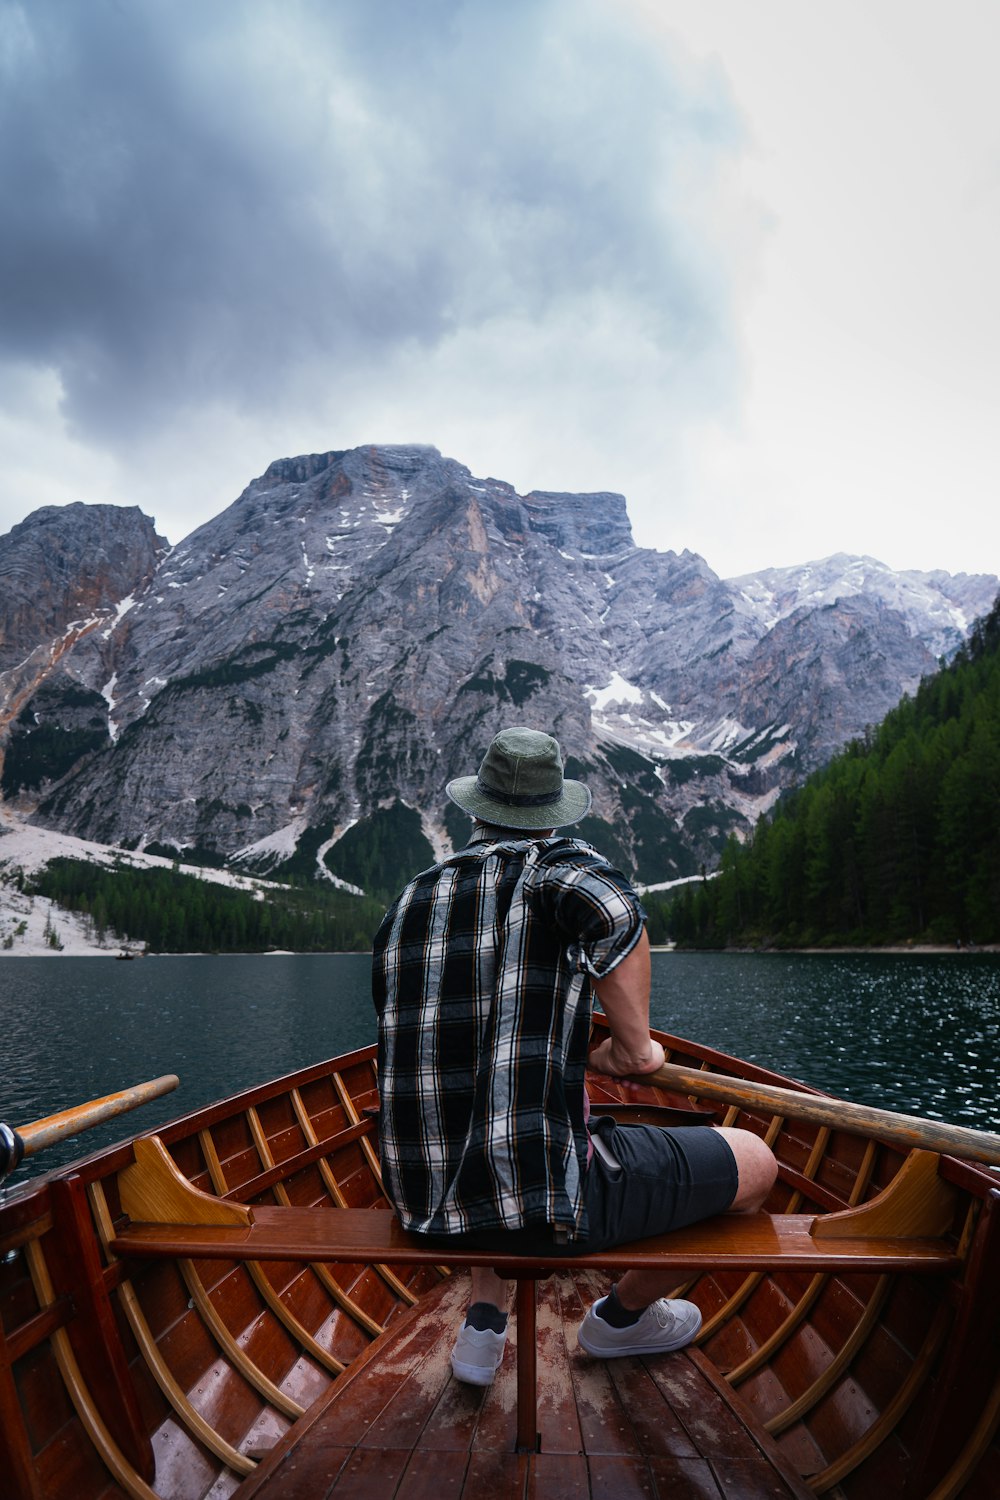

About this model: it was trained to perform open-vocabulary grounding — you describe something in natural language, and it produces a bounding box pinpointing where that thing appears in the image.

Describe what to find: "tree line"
[666,594,1000,949]
[29,859,387,954]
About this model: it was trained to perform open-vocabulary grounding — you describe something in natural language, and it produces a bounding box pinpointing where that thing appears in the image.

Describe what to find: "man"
[372,727,776,1386]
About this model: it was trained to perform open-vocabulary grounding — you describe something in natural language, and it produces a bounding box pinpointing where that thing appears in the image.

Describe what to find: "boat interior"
[2,1027,999,1499]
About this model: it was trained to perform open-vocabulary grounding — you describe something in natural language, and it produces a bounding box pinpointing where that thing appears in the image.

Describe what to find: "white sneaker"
[578,1296,702,1358]
[450,1322,507,1385]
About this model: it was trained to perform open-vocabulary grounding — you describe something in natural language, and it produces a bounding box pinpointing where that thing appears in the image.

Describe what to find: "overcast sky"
[1,0,997,580]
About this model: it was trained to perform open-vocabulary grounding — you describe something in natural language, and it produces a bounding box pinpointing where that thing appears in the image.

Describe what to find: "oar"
[637,1060,1000,1166]
[0,1074,180,1181]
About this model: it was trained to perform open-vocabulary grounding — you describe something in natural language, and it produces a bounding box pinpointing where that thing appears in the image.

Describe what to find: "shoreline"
[6,941,998,960]
[668,943,1000,956]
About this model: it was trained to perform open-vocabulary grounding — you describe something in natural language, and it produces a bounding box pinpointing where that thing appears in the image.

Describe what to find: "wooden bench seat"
[109,1136,963,1454]
[112,1200,959,1274]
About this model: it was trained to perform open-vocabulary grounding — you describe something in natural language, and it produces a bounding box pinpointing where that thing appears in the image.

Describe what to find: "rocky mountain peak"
[0,502,166,675]
[522,488,634,558]
[1,444,997,896]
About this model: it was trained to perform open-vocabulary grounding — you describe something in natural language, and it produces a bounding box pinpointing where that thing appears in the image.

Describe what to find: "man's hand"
[587,1033,665,1078]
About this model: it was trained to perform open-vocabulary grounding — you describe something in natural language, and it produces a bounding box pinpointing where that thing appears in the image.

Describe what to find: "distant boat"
[1,1018,998,1498]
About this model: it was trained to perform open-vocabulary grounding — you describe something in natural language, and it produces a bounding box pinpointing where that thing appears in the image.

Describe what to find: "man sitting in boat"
[372,726,777,1386]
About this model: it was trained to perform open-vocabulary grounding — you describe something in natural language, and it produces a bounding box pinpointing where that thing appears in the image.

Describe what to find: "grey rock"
[0,503,166,673]
[1,446,996,892]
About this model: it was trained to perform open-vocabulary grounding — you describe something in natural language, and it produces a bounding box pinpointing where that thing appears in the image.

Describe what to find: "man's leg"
[579,1125,777,1358]
[451,1268,512,1386]
[470,1267,511,1308]
[613,1127,777,1312]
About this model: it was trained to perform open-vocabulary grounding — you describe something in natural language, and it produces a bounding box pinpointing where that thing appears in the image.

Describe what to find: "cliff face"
[1,446,996,891]
[0,503,166,672]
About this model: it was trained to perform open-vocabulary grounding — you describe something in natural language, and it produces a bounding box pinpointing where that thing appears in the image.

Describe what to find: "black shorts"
[421,1119,739,1258]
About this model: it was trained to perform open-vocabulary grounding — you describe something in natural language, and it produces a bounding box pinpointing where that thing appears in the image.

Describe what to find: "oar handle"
[10,1074,180,1160]
[644,1061,1000,1168]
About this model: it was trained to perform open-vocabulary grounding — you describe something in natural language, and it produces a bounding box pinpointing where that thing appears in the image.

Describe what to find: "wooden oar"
[641,1060,1000,1167]
[9,1074,180,1159]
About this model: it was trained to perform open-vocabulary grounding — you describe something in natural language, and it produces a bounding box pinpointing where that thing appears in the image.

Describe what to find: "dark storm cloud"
[0,0,741,443]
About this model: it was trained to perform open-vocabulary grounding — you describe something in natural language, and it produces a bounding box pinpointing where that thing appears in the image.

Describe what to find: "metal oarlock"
[0,1121,25,1184]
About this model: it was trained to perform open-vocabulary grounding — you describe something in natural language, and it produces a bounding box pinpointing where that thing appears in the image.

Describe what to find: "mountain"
[670,594,1000,947]
[0,445,996,895]
[0,502,166,675]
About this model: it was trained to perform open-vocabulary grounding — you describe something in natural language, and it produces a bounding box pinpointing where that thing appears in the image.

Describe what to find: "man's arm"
[587,928,665,1076]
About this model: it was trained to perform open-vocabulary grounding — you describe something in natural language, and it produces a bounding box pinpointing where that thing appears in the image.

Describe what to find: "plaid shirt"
[372,832,645,1240]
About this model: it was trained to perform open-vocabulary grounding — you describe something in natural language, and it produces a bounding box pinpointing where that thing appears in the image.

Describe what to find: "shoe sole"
[451,1357,501,1386]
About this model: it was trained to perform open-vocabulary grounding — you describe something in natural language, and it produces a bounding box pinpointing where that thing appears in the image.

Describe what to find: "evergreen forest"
[27,859,387,954]
[665,595,1000,949]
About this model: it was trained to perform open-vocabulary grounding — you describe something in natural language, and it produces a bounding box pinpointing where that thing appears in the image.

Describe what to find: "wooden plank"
[605,1358,701,1460]
[688,1347,817,1500]
[647,1456,723,1498]
[4,1299,74,1364]
[533,1274,585,1457]
[46,1176,155,1481]
[646,1354,773,1462]
[559,1271,637,1459]
[710,1456,801,1498]
[587,1453,658,1498]
[398,1448,476,1499]
[526,1452,590,1500]
[415,1361,491,1453]
[112,1203,960,1273]
[0,1319,42,1500]
[327,1446,406,1496]
[358,1318,456,1454]
[906,1187,1000,1497]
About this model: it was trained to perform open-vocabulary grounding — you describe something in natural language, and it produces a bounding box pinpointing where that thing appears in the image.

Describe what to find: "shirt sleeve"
[528,843,646,978]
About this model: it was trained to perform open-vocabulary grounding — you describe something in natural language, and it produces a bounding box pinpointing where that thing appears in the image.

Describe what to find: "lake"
[2,951,998,1185]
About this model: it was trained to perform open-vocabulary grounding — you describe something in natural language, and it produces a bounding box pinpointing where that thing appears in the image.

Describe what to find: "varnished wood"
[179,1258,306,1420]
[246,1102,389,1338]
[238,1268,814,1500]
[196,1125,350,1377]
[47,1175,155,1481]
[4,1027,1000,1500]
[514,1278,539,1453]
[0,1318,42,1500]
[115,1276,258,1476]
[810,1151,957,1239]
[318,1071,426,1304]
[643,1059,1000,1165]
[15,1075,179,1156]
[118,1135,254,1227]
[925,1371,1000,1500]
[23,1238,161,1500]
[112,1201,960,1274]
[908,1188,1000,1496]
[764,1276,892,1436]
[805,1301,950,1491]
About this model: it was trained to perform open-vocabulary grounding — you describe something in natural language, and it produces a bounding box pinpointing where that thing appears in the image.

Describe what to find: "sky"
[1,0,998,581]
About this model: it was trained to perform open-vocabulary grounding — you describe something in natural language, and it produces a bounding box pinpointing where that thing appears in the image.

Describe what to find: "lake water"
[2,951,998,1185]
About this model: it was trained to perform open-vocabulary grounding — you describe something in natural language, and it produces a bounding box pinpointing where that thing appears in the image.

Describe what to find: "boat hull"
[2,1029,998,1498]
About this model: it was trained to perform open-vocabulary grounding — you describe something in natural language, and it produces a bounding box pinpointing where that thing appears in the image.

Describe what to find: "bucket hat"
[446,727,591,830]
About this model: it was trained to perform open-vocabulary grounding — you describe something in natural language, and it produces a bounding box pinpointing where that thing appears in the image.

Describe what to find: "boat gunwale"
[4,1027,999,1207]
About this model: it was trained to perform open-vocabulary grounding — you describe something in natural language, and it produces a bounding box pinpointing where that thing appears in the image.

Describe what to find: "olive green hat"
[446,727,591,830]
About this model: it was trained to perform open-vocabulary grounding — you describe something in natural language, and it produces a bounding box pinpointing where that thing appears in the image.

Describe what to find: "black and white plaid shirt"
[372,832,645,1240]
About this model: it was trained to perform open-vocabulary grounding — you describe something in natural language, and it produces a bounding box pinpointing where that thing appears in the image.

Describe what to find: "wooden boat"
[2,1018,999,1500]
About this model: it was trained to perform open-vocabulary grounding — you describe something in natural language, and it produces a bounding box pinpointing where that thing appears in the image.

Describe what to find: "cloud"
[0,0,747,487]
